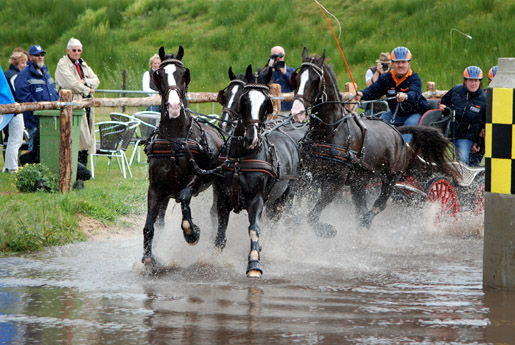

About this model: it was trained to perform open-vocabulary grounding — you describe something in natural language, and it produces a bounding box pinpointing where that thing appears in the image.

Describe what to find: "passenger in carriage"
[354,46,429,143]
[439,66,486,166]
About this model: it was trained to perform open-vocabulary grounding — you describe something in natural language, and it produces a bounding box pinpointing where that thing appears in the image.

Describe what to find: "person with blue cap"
[14,44,60,163]
[439,66,487,166]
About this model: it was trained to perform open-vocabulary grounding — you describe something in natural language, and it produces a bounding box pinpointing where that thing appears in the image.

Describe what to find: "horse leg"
[359,178,396,229]
[142,189,168,273]
[308,182,341,238]
[155,196,170,229]
[349,183,369,226]
[214,188,231,250]
[178,183,201,245]
[247,196,264,278]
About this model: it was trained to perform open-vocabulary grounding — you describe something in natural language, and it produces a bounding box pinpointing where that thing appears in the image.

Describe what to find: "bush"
[15,163,59,193]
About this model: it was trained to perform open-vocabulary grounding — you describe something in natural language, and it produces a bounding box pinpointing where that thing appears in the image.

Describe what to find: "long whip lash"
[313,0,357,93]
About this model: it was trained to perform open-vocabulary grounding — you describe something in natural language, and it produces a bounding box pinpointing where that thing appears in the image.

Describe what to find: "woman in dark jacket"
[440,66,486,165]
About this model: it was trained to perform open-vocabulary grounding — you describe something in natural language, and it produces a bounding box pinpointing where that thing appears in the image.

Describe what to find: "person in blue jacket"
[14,44,60,160]
[264,46,295,113]
[439,66,486,166]
[354,46,429,143]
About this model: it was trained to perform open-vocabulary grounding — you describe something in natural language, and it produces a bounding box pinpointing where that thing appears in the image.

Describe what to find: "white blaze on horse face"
[164,64,181,118]
[247,90,265,149]
[227,86,239,108]
[291,69,309,122]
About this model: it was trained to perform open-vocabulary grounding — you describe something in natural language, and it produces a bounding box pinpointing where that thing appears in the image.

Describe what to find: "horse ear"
[217,90,225,105]
[229,66,236,81]
[184,68,190,86]
[159,47,165,61]
[262,66,273,84]
[245,65,253,82]
[290,71,297,89]
[320,49,326,65]
[177,46,184,60]
[152,70,162,93]
[302,47,308,61]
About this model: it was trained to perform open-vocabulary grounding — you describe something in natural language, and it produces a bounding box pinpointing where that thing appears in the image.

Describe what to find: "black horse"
[142,46,223,271]
[214,65,302,277]
[217,66,247,134]
[291,47,460,235]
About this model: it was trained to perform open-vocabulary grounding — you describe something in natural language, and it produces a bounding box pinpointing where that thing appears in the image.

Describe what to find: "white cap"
[67,38,82,49]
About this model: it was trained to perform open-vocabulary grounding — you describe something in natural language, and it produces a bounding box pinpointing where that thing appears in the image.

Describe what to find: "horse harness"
[296,61,375,172]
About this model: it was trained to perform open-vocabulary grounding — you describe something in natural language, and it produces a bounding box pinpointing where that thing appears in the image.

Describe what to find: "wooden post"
[59,90,73,193]
[269,83,281,119]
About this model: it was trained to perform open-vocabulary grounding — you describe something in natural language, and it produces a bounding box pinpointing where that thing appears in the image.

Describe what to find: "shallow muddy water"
[1,192,514,344]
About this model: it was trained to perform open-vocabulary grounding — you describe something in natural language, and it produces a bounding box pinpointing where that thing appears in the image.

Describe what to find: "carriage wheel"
[473,182,485,215]
[425,177,459,224]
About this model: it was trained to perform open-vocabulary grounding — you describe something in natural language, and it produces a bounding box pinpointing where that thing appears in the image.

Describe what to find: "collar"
[390,68,413,86]
[67,55,83,64]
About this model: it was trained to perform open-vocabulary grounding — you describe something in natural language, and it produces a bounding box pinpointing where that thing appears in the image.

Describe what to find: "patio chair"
[109,112,143,165]
[90,121,137,179]
[132,111,159,164]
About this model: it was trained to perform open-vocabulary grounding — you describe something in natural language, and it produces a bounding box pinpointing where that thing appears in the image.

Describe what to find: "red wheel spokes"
[428,179,459,223]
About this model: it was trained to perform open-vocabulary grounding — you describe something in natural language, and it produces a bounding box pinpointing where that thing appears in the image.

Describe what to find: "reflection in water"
[0,192,512,344]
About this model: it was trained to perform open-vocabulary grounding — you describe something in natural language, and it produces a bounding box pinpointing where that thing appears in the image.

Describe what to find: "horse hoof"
[182,219,200,245]
[246,260,263,278]
[314,223,337,238]
[246,270,262,278]
[142,256,157,275]
[359,212,374,229]
[214,235,227,250]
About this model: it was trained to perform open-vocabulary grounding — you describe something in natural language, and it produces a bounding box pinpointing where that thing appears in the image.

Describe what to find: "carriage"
[359,97,485,223]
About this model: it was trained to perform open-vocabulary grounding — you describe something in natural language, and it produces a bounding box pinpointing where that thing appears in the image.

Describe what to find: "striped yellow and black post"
[484,58,515,289]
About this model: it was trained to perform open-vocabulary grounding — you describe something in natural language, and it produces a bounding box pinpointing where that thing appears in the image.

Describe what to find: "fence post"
[59,90,73,192]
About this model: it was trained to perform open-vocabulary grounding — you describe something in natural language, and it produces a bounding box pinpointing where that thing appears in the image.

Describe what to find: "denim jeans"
[380,111,422,143]
[453,138,474,165]
[27,127,38,152]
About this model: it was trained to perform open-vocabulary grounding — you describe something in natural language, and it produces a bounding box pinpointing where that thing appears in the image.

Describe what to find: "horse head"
[291,47,326,121]
[236,65,273,150]
[217,66,248,133]
[153,46,190,119]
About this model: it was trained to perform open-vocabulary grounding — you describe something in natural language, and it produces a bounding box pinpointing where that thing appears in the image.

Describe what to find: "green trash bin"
[34,109,84,183]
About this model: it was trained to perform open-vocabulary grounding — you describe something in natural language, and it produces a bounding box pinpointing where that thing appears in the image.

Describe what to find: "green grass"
[0,145,149,252]
[1,0,512,93]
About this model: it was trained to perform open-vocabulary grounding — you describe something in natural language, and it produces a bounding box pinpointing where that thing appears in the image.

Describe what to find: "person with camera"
[265,46,295,115]
[354,46,429,143]
[363,52,391,115]
[439,66,486,166]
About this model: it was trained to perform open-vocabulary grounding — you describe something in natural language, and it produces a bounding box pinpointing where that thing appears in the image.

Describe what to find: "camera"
[269,53,285,69]
[382,63,389,71]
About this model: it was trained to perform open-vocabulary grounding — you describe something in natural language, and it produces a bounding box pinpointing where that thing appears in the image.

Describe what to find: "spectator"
[14,44,60,163]
[439,66,486,166]
[488,65,497,85]
[142,54,161,112]
[363,51,391,114]
[2,50,28,173]
[55,37,100,181]
[354,46,429,143]
[265,46,295,115]
[365,52,391,87]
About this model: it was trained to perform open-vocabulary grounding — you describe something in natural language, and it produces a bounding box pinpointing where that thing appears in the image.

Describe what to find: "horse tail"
[399,126,461,180]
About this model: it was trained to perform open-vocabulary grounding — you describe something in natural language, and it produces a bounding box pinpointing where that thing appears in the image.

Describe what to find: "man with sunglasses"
[14,44,60,162]
[55,38,100,183]
[265,46,295,113]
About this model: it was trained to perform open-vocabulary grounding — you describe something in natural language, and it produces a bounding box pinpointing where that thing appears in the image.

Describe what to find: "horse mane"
[323,63,342,102]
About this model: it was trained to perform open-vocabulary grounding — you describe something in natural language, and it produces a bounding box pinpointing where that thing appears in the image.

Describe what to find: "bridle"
[294,61,326,107]
[238,83,271,132]
[158,58,188,116]
[220,79,246,123]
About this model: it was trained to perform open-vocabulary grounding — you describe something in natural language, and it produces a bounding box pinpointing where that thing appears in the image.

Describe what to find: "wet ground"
[1,191,514,344]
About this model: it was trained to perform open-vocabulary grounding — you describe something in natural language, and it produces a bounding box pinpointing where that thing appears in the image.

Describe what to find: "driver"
[354,46,429,143]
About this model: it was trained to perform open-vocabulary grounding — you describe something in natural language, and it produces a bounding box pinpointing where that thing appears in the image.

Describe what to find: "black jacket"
[441,84,486,142]
[4,64,20,100]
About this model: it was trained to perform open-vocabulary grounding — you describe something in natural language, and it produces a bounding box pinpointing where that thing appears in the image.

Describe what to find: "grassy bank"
[0,152,149,252]
[1,0,513,93]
